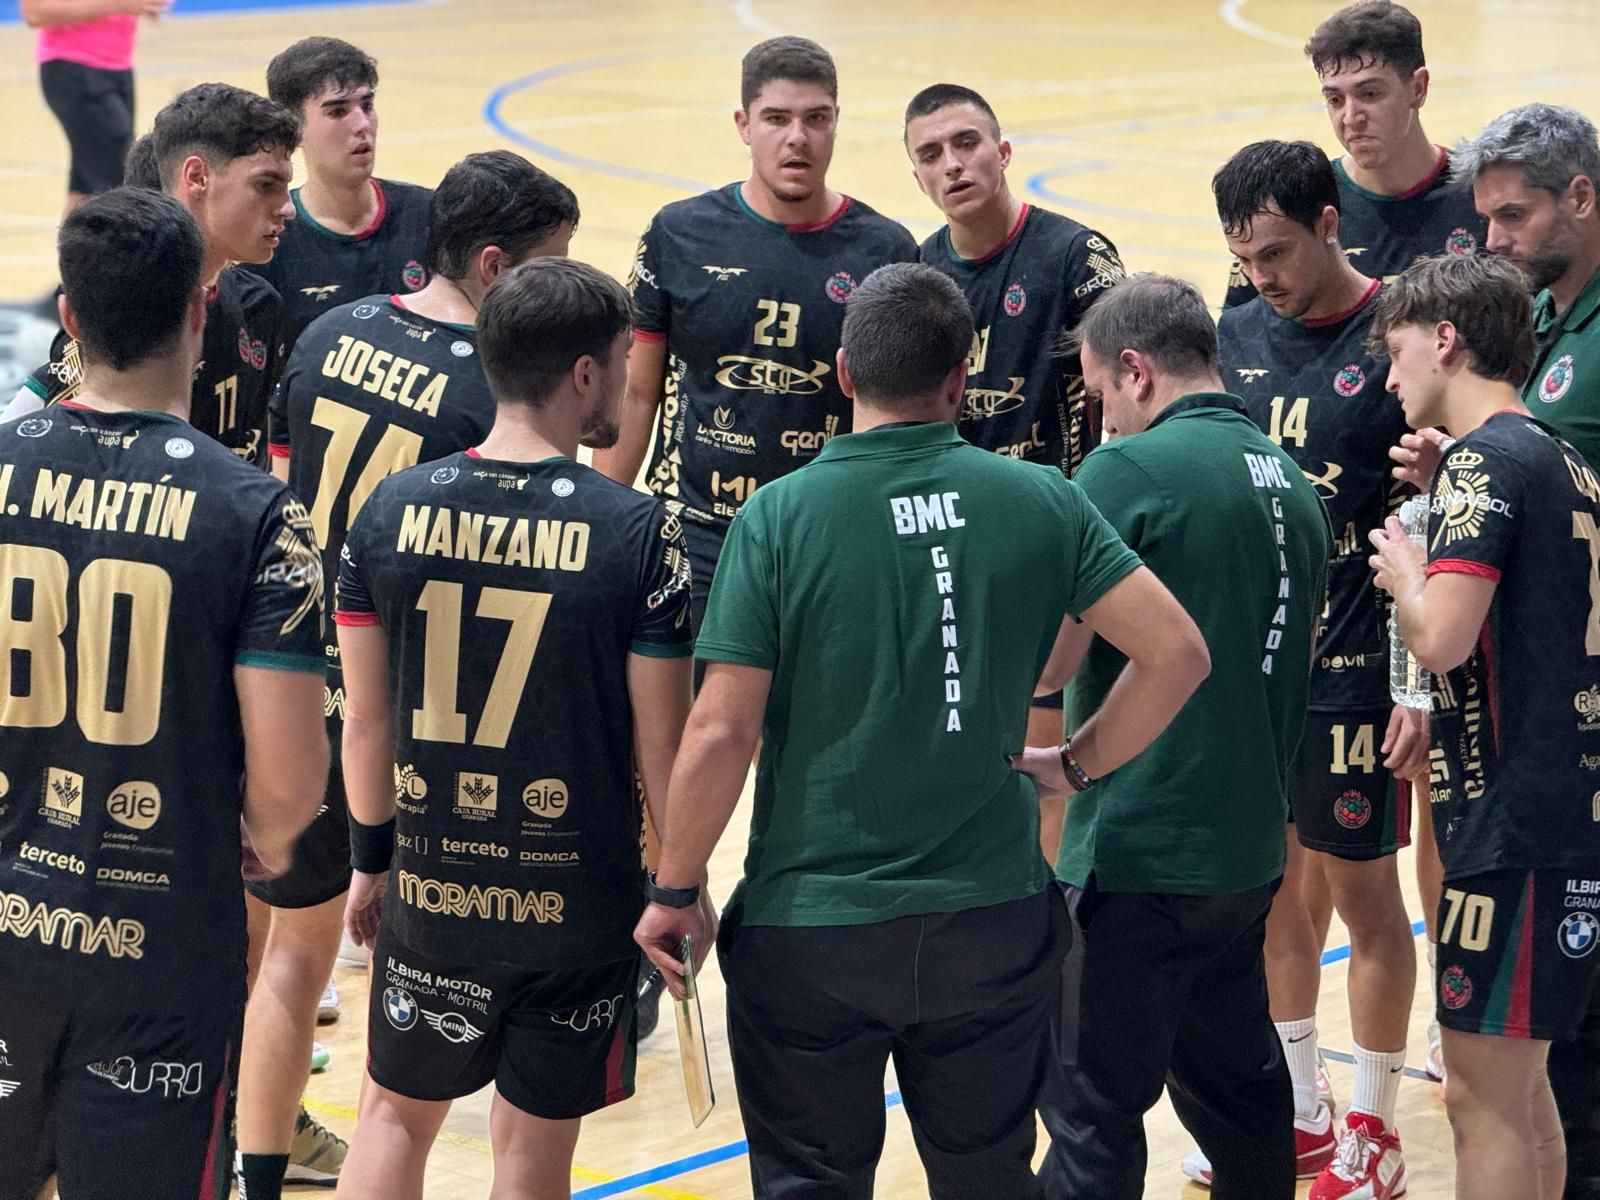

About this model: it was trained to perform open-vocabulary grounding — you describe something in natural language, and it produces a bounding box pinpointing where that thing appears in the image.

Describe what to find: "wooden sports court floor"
[2,0,1596,1194]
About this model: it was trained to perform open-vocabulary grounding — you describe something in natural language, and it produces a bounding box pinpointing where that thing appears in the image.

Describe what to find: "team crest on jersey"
[1439,965,1473,1010]
[237,328,268,370]
[1560,912,1599,959]
[1541,355,1576,404]
[402,260,427,291]
[1003,282,1027,317]
[1446,227,1478,255]
[1333,789,1371,829]
[825,271,856,303]
[1333,363,1366,397]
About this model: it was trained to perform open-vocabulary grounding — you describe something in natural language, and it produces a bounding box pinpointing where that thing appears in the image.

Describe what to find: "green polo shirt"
[1058,394,1333,894]
[696,421,1142,927]
[1525,267,1600,469]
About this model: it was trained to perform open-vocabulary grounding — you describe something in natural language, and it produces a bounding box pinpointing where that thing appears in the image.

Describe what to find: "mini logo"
[522,778,569,820]
[454,773,498,819]
[431,466,459,485]
[403,261,427,291]
[1333,363,1366,397]
[0,1080,20,1100]
[16,418,51,438]
[1333,789,1371,829]
[423,1009,485,1044]
[384,986,418,1030]
[1559,911,1599,959]
[352,303,381,320]
[1439,964,1473,1010]
[551,478,575,497]
[106,782,160,831]
[1236,368,1269,383]
[164,437,194,459]
[42,768,84,827]
[825,271,856,303]
[1542,355,1575,404]
[1446,227,1478,255]
[450,340,473,358]
[1003,282,1027,317]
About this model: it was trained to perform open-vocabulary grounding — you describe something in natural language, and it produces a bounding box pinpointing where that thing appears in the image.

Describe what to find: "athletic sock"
[1350,1040,1406,1128]
[1275,1016,1321,1119]
[237,1152,289,1200]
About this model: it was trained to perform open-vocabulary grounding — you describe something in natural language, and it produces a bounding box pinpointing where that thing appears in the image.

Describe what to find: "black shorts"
[246,709,351,909]
[0,975,241,1200]
[367,931,638,1119]
[1436,869,1600,1041]
[1289,709,1411,860]
[40,60,134,195]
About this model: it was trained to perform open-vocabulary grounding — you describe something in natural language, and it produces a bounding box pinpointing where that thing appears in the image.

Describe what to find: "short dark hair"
[60,190,203,372]
[1212,140,1340,238]
[266,36,379,123]
[1367,253,1535,385]
[476,259,632,408]
[903,83,1000,139]
[740,36,836,111]
[151,83,300,190]
[1066,273,1218,377]
[1305,0,1425,79]
[840,263,973,406]
[124,134,160,191]
[426,151,579,281]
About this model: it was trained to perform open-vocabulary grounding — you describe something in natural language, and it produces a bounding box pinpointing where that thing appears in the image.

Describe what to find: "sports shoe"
[1317,1049,1337,1112]
[1424,1017,1445,1087]
[1179,1101,1337,1186]
[317,978,340,1025]
[309,1041,330,1073]
[1309,1112,1407,1200]
[336,928,369,970]
[636,965,665,1042]
[285,1106,346,1185]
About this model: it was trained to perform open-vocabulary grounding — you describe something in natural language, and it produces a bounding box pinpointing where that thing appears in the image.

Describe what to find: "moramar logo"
[714,356,830,395]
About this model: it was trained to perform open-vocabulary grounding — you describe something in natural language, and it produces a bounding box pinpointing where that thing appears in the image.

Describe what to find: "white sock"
[1275,1017,1320,1119]
[1426,942,1440,1037]
[1351,1040,1406,1127]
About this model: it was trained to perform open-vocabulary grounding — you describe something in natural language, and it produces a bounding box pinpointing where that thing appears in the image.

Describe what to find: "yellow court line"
[301,1097,716,1200]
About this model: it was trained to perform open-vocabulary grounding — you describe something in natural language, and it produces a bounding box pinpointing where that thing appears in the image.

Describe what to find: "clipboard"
[674,934,716,1127]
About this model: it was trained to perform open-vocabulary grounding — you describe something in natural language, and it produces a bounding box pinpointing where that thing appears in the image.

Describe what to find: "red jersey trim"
[1427,558,1502,582]
[970,204,1032,266]
[56,398,90,411]
[1303,277,1382,329]
[1395,146,1450,202]
[333,610,381,627]
[465,447,482,458]
[633,329,667,343]
[268,442,290,458]
[352,179,389,241]
[785,195,852,234]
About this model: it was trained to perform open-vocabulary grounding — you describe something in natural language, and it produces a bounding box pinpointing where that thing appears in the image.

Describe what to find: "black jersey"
[1425,412,1600,878]
[245,179,432,366]
[629,184,917,530]
[1225,149,1486,309]
[1220,282,1405,712]
[920,205,1125,476]
[336,453,693,965]
[18,268,283,467]
[0,403,323,995]
[274,294,492,732]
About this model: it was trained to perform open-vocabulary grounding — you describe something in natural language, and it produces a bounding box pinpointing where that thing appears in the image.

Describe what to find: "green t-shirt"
[1059,394,1333,894]
[1525,269,1600,470]
[696,421,1141,927]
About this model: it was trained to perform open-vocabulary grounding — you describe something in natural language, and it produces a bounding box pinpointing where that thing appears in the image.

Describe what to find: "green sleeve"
[693,503,780,670]
[1059,450,1147,615]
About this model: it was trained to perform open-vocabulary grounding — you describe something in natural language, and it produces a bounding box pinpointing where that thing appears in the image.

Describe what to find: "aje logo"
[107,782,161,831]
[522,779,569,821]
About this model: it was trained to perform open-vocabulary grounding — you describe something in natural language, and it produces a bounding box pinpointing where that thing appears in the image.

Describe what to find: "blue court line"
[0,0,419,19]
[1321,919,1426,966]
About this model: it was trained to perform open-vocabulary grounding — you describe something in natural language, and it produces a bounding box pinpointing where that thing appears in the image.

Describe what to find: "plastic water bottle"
[1389,496,1432,709]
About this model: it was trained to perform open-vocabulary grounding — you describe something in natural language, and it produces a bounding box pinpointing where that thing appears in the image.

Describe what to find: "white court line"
[731,0,782,35]
[1219,0,1303,49]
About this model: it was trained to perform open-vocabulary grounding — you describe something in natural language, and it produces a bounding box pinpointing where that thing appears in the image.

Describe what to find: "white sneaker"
[1424,1018,1445,1086]
[310,1041,330,1073]
[336,929,369,970]
[1180,1103,1338,1186]
[317,978,340,1025]
[1316,1049,1336,1112]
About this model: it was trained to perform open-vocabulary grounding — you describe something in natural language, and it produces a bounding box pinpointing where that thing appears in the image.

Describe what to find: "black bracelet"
[1058,738,1095,793]
[645,870,701,909]
[349,816,396,874]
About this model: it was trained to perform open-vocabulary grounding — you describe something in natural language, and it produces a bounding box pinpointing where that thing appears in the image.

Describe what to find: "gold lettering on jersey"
[320,334,449,417]
[0,890,145,959]
[0,463,13,513]
[26,469,194,542]
[397,870,564,924]
[996,421,1047,460]
[968,326,991,375]
[961,378,1026,421]
[396,504,590,571]
[713,356,830,395]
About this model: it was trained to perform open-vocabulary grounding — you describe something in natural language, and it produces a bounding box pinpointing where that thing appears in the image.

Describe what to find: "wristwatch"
[645,871,701,908]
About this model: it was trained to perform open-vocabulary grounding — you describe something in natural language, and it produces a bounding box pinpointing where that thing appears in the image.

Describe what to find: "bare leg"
[1445,1029,1560,1200]
[487,1090,583,1200]
[334,1079,450,1200]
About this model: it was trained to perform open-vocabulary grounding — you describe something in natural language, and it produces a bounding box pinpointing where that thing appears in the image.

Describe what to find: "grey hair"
[839,263,974,406]
[1062,273,1218,376]
[1455,103,1600,195]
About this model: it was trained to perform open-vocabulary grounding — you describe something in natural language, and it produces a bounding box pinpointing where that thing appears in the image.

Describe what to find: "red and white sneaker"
[1317,1049,1337,1113]
[1179,1102,1337,1186]
[1309,1112,1407,1200]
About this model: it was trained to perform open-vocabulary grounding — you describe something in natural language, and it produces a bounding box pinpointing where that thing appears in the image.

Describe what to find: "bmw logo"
[1559,911,1598,959]
[384,986,418,1030]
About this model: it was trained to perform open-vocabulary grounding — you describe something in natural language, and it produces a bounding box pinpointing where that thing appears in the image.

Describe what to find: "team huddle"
[0,2,1598,1199]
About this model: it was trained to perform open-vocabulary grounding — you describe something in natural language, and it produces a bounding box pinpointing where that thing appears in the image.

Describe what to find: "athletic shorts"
[367,931,638,1119]
[1435,869,1600,1041]
[39,60,134,195]
[1289,709,1411,860]
[0,974,241,1200]
[245,711,350,909]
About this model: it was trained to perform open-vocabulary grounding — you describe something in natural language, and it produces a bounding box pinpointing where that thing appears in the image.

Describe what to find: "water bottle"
[1389,496,1432,709]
